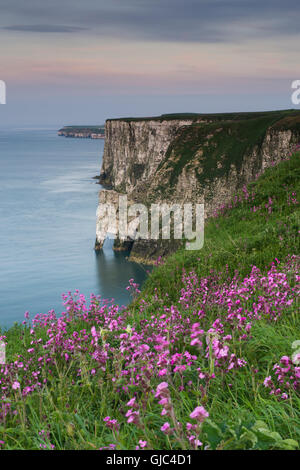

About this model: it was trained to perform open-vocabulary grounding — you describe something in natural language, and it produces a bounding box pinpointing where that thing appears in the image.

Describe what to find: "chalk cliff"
[99,116,206,192]
[96,111,300,263]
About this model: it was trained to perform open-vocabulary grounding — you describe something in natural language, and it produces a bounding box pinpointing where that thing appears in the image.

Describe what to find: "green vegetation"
[58,125,105,137]
[0,151,299,450]
[146,150,300,298]
[108,108,300,123]
[155,110,300,191]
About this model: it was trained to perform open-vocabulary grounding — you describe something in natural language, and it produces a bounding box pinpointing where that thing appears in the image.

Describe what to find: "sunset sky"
[0,0,299,126]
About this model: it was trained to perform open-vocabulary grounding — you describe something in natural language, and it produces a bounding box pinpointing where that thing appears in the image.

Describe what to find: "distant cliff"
[96,110,300,263]
[58,126,105,139]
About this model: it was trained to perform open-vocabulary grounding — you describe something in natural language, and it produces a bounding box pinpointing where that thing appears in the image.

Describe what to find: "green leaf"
[239,428,258,448]
[276,439,299,450]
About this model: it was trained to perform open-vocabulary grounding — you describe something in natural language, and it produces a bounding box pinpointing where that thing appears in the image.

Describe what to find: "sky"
[0,0,299,127]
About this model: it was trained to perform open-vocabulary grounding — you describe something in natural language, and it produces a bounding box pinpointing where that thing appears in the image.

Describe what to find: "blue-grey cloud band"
[0,0,299,42]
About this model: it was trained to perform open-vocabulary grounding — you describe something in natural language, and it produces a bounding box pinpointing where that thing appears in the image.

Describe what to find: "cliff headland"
[96,110,300,263]
[58,125,105,139]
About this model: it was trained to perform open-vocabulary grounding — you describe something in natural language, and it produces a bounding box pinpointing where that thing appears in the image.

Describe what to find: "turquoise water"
[0,129,148,327]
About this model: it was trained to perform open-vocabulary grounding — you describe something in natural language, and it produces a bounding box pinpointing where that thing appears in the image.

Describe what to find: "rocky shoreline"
[58,126,105,139]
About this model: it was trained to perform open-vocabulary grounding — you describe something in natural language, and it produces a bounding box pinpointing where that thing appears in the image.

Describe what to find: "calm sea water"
[0,129,148,327]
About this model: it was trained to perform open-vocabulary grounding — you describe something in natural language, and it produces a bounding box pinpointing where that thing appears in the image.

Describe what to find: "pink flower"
[156,382,168,392]
[161,422,171,434]
[189,406,209,422]
[126,397,136,407]
[188,435,203,447]
[263,376,272,387]
[138,440,147,448]
[126,409,140,426]
[103,416,119,431]
[158,397,168,406]
[12,381,20,390]
[155,381,169,397]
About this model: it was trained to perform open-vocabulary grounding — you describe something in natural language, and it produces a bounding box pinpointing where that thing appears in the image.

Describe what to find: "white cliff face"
[95,190,120,249]
[100,119,204,192]
[260,130,294,169]
[144,127,299,216]
[95,189,142,250]
[97,118,204,252]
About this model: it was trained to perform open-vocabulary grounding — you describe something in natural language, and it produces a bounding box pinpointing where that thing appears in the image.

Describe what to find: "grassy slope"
[145,151,300,299]
[1,152,299,450]
[108,109,300,122]
[154,111,300,194]
[137,151,300,448]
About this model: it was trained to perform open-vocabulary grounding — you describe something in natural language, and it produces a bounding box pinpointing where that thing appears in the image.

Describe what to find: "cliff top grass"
[153,111,300,193]
[272,113,300,131]
[0,152,299,450]
[58,125,105,132]
[107,109,300,123]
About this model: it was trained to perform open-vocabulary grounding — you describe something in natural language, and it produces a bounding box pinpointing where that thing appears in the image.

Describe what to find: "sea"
[0,128,149,327]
